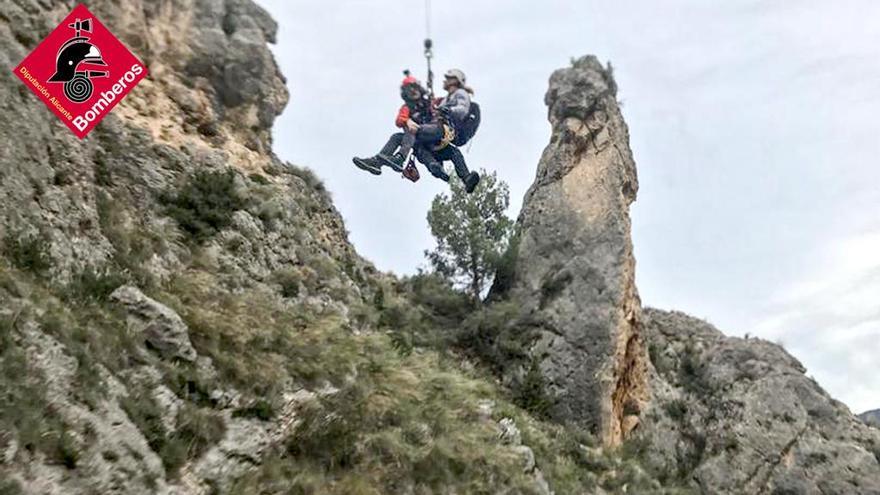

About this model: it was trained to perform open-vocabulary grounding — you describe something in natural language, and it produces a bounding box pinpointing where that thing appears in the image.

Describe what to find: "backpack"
[452,101,480,146]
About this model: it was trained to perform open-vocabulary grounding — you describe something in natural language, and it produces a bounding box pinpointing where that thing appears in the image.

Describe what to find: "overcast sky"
[256,0,880,414]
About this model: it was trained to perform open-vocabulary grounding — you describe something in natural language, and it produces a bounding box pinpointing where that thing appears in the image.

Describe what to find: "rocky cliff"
[491,57,648,447]
[490,57,880,492]
[1,1,878,494]
[637,309,880,494]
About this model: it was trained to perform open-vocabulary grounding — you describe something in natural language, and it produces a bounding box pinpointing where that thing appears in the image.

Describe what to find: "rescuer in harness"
[352,69,481,193]
[419,69,480,192]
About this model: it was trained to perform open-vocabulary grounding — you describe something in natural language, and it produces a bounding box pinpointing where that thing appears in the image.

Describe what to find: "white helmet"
[443,68,467,84]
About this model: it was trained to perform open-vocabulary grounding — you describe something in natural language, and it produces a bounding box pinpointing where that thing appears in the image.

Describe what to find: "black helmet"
[48,38,106,83]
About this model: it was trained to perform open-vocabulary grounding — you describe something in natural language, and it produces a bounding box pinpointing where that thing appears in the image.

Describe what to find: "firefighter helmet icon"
[47,18,108,103]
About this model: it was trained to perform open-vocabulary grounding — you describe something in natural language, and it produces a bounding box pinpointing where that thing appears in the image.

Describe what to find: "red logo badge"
[12,4,148,139]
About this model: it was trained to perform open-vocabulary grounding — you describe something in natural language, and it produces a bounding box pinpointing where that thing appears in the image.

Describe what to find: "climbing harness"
[432,124,456,151]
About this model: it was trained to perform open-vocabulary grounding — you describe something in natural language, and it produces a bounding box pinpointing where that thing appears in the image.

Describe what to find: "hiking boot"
[377,153,406,173]
[464,171,480,193]
[352,156,382,175]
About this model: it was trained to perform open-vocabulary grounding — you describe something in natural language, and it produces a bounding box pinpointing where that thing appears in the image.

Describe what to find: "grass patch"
[36,297,142,406]
[233,399,275,421]
[96,191,164,288]
[0,478,24,495]
[121,384,225,477]
[0,315,74,469]
[63,265,129,304]
[2,230,51,275]
[155,271,368,398]
[238,353,539,494]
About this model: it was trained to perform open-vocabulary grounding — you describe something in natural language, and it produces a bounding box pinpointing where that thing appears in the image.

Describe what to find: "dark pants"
[379,124,444,159]
[379,132,409,156]
[379,125,469,182]
[414,144,470,182]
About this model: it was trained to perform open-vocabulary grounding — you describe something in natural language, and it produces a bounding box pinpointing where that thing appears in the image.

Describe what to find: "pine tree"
[425,170,513,303]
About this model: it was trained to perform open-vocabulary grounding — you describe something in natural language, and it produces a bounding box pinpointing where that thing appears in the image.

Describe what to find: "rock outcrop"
[110,286,197,362]
[861,409,880,428]
[495,56,880,491]
[494,56,648,447]
[637,309,880,493]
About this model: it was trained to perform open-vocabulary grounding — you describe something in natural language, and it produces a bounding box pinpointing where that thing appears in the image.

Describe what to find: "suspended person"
[352,73,439,176]
[414,69,481,193]
[353,69,481,193]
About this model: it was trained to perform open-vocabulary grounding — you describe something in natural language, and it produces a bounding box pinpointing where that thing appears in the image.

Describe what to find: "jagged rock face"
[0,0,297,280]
[110,286,198,362]
[0,1,370,493]
[639,308,880,494]
[499,56,648,446]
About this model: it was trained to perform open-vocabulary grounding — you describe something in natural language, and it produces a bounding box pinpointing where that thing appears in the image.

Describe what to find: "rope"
[425,0,431,39]
[424,0,434,99]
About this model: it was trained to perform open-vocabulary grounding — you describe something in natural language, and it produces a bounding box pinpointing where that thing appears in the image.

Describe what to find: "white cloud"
[752,229,880,413]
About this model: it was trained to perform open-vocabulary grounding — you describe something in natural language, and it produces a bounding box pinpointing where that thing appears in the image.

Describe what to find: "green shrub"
[489,229,520,297]
[172,404,226,462]
[0,329,71,470]
[513,358,554,419]
[273,268,302,298]
[2,231,51,275]
[120,387,168,460]
[648,341,674,377]
[122,386,225,477]
[248,173,270,185]
[64,265,128,303]
[161,169,246,242]
[162,362,217,407]
[678,343,713,395]
[93,151,113,186]
[0,477,24,495]
[288,165,326,194]
[52,168,74,187]
[233,399,275,421]
[95,192,161,288]
[455,301,530,372]
[55,427,80,469]
[677,431,707,478]
[286,385,366,470]
[404,271,470,327]
[664,399,688,421]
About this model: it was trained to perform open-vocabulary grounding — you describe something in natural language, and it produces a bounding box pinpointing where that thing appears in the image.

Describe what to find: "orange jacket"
[396,98,438,129]
[395,104,411,129]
